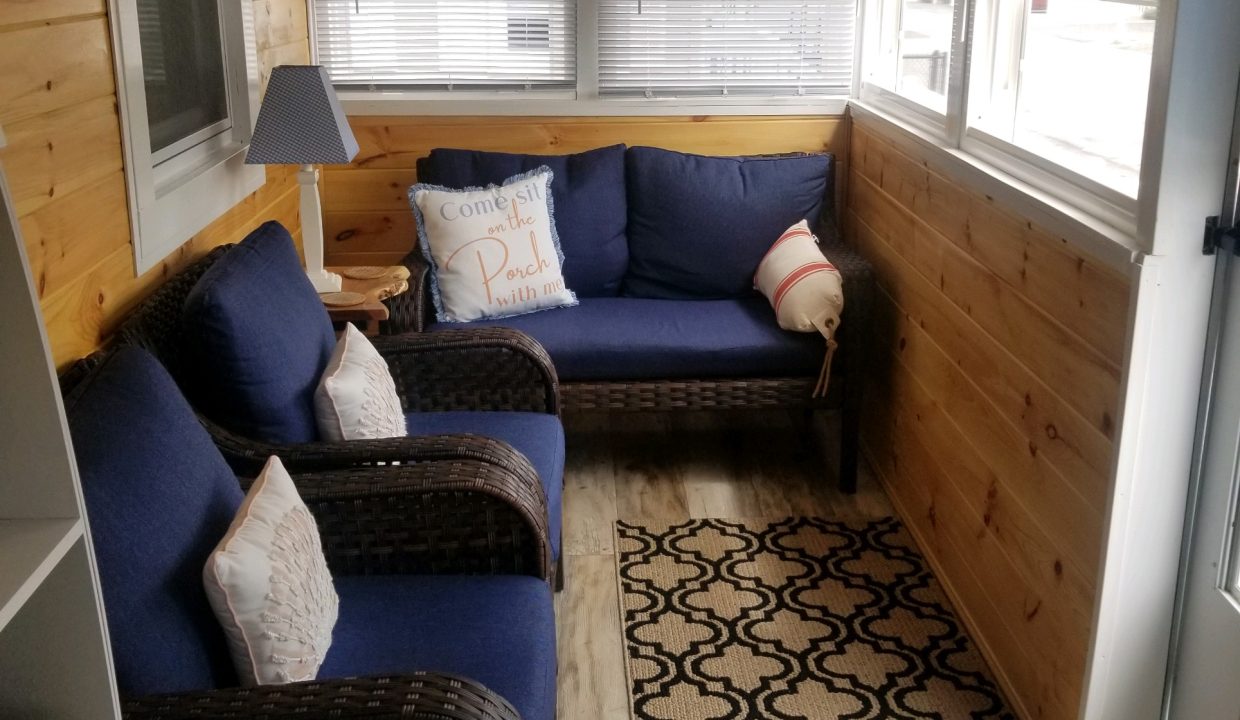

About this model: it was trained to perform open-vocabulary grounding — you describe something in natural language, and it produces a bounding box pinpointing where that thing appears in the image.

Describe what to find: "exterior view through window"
[896,0,952,113]
[866,0,1158,203]
[970,0,1156,197]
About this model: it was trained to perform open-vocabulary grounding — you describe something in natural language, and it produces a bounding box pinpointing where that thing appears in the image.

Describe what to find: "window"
[862,0,957,114]
[861,0,1161,223]
[112,0,264,273]
[597,0,855,98]
[313,1,576,90]
[967,0,1156,199]
[311,0,856,106]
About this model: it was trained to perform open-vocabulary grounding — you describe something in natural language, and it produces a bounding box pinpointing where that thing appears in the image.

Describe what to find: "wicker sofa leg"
[838,378,862,495]
[555,553,565,592]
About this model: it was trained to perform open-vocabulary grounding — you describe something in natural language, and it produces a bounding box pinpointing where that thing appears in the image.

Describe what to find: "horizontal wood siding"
[320,115,847,265]
[0,0,309,369]
[848,117,1133,720]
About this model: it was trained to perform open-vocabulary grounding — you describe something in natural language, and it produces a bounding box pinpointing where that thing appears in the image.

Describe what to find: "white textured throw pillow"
[203,456,339,686]
[315,323,405,442]
[755,220,845,397]
[410,167,577,322]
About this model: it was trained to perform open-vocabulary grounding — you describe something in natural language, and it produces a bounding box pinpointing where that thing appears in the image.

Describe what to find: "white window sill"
[339,92,850,117]
[848,99,1140,275]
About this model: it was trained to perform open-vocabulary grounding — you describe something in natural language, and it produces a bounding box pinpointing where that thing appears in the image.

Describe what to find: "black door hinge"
[1204,215,1240,255]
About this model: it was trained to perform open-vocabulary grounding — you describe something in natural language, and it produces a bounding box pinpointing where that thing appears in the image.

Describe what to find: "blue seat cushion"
[422,145,628,298]
[430,296,825,381]
[623,147,831,300]
[65,347,244,697]
[182,221,336,444]
[405,411,563,561]
[321,575,556,720]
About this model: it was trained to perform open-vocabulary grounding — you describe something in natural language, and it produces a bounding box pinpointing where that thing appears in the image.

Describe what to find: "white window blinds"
[313,1,575,90]
[598,0,855,97]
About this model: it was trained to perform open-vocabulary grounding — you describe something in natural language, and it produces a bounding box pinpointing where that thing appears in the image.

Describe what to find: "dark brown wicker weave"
[284,460,551,580]
[123,673,521,720]
[385,239,873,493]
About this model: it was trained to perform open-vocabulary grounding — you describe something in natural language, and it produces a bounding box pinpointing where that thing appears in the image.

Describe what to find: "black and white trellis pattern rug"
[616,517,1015,719]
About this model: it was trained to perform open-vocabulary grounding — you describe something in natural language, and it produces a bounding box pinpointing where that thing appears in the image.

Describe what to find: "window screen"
[598,0,855,97]
[313,0,575,90]
[138,0,231,159]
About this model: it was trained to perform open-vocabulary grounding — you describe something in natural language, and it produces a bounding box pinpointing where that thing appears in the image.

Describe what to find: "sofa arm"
[292,460,551,580]
[381,248,432,334]
[373,328,560,415]
[822,238,874,313]
[123,673,521,720]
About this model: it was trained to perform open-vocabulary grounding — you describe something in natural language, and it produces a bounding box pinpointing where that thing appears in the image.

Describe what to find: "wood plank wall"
[0,0,309,370]
[320,115,847,266]
[847,117,1132,719]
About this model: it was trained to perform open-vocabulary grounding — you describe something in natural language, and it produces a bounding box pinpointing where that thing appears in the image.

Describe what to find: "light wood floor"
[553,410,893,719]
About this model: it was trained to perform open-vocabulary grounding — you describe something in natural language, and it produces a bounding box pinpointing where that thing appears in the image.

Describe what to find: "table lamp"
[246,65,359,293]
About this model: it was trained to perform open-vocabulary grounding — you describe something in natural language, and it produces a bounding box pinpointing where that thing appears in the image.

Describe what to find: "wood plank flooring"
[554,410,893,719]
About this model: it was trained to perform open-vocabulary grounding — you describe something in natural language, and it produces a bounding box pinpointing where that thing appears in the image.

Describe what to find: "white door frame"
[1080,0,1240,718]
[1160,72,1240,717]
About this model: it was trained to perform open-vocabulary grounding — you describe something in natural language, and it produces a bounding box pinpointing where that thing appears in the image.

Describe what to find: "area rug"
[616,517,1014,720]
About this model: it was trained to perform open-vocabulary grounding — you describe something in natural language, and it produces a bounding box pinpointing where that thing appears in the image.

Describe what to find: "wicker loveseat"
[385,144,874,491]
[63,346,556,720]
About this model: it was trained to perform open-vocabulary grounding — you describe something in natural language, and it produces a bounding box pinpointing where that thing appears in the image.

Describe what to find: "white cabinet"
[0,126,120,717]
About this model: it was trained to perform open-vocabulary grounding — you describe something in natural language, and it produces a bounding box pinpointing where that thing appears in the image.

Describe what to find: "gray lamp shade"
[246,65,359,165]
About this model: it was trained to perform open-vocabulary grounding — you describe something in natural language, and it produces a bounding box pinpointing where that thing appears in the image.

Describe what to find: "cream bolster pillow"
[203,455,339,686]
[410,167,578,323]
[314,323,406,442]
[755,219,845,397]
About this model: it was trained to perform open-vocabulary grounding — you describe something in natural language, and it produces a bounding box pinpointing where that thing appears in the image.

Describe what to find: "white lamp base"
[297,164,342,294]
[309,268,343,293]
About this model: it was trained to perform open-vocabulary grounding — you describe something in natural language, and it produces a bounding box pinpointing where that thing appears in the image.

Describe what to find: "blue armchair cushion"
[322,574,557,720]
[405,411,564,561]
[623,147,831,299]
[422,145,629,297]
[66,347,244,697]
[182,221,336,443]
[429,296,824,381]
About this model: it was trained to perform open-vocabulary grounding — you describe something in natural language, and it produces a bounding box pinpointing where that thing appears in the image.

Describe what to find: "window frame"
[856,0,970,141]
[110,0,266,275]
[856,0,1167,242]
[314,0,856,116]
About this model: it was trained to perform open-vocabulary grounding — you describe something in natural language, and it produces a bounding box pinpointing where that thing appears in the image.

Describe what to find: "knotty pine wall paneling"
[848,117,1132,720]
[319,115,848,266]
[0,0,309,369]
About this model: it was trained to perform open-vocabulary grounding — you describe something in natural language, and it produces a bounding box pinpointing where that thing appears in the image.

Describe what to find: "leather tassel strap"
[813,335,838,399]
[810,313,839,399]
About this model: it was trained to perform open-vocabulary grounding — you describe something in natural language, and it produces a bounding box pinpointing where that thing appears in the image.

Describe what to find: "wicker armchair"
[63,347,556,720]
[113,246,559,477]
[108,240,567,590]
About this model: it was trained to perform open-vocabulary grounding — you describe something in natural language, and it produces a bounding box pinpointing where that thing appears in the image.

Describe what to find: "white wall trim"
[1080,0,1240,716]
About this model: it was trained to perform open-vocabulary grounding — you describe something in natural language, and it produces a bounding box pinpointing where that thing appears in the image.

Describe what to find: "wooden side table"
[321,265,411,336]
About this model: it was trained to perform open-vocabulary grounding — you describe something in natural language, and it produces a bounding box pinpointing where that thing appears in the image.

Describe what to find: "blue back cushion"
[622,147,831,299]
[182,221,336,443]
[65,347,244,697]
[422,145,629,297]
